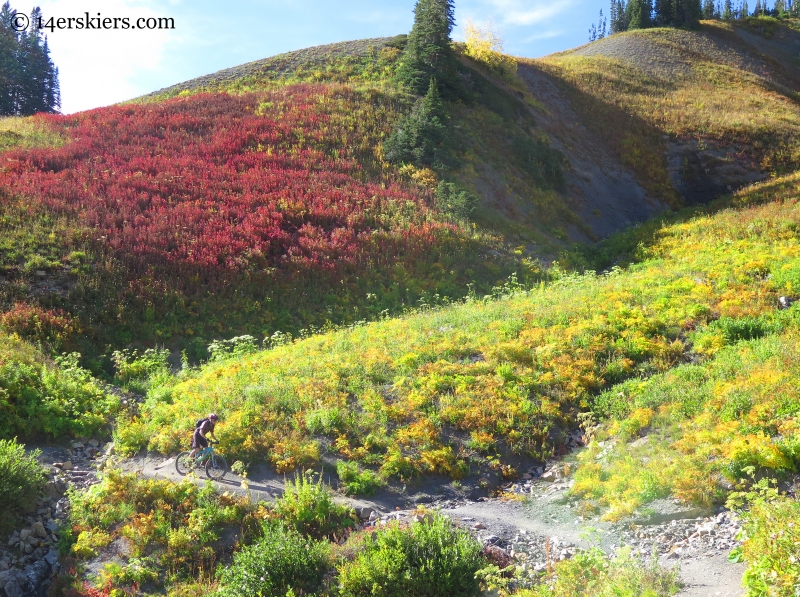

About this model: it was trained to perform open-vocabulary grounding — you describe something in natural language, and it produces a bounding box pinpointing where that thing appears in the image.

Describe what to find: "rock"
[23,543,33,554]
[71,442,84,449]
[778,296,794,309]
[24,559,51,594]
[412,513,434,524]
[45,520,59,534]
[522,473,533,480]
[473,522,486,530]
[86,447,100,459]
[88,439,100,447]
[413,494,433,504]
[540,470,557,482]
[61,461,73,471]
[18,530,30,541]
[44,548,59,567]
[630,436,650,448]
[35,270,46,277]
[355,507,374,521]
[32,522,46,539]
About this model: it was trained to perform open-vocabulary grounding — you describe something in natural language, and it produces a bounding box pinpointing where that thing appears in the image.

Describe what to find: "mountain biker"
[189,413,219,459]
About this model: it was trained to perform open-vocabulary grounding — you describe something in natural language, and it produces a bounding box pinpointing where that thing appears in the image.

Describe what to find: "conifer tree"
[611,0,629,32]
[742,0,749,17]
[626,0,652,29]
[384,78,448,166]
[703,0,715,17]
[723,0,733,18]
[396,0,459,97]
[0,2,60,115]
[753,0,761,15]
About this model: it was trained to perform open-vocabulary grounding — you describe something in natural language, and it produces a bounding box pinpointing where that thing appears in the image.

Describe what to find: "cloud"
[486,0,575,26]
[35,0,178,113]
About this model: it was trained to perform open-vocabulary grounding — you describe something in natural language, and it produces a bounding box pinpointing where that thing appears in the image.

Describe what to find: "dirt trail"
[121,450,746,596]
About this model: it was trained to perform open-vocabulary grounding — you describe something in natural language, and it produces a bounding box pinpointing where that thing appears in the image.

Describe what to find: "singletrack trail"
[122,449,746,596]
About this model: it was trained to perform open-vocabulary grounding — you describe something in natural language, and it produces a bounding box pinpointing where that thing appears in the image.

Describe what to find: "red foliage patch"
[2,87,453,289]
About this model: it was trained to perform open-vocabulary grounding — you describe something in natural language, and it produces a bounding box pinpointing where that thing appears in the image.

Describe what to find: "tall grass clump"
[517,548,680,597]
[337,513,484,597]
[217,522,330,597]
[0,438,47,532]
[272,472,356,540]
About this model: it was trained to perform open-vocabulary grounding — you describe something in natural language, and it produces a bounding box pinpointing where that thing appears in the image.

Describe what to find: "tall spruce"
[723,0,733,18]
[384,78,448,167]
[702,0,716,17]
[396,0,459,97]
[626,0,652,29]
[611,0,629,32]
[0,2,59,115]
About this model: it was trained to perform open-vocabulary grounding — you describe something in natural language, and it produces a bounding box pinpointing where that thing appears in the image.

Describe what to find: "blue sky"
[27,0,603,113]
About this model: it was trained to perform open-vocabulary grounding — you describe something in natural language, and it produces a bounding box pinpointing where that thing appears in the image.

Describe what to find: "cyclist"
[189,413,219,459]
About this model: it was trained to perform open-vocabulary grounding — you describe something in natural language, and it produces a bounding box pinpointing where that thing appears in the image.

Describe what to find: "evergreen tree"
[0,2,59,115]
[753,0,761,14]
[626,0,652,29]
[703,0,716,17]
[396,0,459,97]
[384,78,448,167]
[654,0,673,24]
[723,0,733,18]
[611,0,629,32]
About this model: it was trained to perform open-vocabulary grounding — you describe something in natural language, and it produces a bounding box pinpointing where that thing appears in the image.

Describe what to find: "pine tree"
[703,0,715,17]
[396,0,459,97]
[722,0,733,18]
[626,0,652,29]
[654,0,672,25]
[384,78,448,166]
[611,0,629,32]
[0,2,59,116]
[753,0,761,15]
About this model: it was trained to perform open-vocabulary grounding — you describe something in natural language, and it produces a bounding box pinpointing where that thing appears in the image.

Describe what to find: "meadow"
[116,173,800,491]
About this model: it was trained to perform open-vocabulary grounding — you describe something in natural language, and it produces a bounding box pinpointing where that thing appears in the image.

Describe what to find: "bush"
[217,522,329,597]
[435,181,477,221]
[336,513,483,597]
[0,438,47,531]
[519,548,680,597]
[336,461,384,496]
[111,347,171,394]
[0,337,118,439]
[273,472,355,540]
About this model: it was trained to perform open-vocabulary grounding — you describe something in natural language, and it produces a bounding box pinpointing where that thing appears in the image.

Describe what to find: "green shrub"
[435,181,477,221]
[520,548,680,597]
[208,335,259,362]
[0,337,118,439]
[336,461,384,496]
[111,347,171,394]
[217,522,329,597]
[729,489,800,596]
[710,316,779,344]
[0,438,47,531]
[273,472,355,540]
[336,513,483,597]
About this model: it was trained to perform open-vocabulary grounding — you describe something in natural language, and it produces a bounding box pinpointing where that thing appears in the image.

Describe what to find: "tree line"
[0,2,60,116]
[591,0,798,40]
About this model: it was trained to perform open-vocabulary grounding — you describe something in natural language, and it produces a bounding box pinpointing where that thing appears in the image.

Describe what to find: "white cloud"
[35,0,178,113]
[486,0,575,26]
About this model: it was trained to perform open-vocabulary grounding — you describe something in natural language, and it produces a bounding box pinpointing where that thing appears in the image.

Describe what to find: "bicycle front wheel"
[206,453,228,480]
[175,452,194,476]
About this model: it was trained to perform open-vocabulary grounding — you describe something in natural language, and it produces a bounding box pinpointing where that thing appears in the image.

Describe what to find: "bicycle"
[175,440,228,480]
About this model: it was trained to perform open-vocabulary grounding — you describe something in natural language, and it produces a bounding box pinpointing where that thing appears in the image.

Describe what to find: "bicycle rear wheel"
[206,453,228,480]
[175,452,194,476]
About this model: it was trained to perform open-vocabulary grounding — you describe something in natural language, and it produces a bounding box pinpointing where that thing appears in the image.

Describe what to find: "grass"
[114,173,800,497]
[0,115,64,150]
[0,333,119,440]
[0,438,47,533]
[535,20,800,206]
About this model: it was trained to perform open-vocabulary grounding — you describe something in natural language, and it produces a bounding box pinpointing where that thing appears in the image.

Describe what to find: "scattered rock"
[61,461,73,471]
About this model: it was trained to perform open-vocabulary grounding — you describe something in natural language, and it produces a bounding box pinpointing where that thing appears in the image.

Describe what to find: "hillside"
[1,14,800,597]
[2,20,797,367]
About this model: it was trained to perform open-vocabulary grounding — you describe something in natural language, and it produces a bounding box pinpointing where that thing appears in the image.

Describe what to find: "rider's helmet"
[209,413,219,422]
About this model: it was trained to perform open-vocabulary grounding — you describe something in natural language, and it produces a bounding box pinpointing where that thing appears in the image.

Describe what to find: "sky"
[19,0,768,114]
